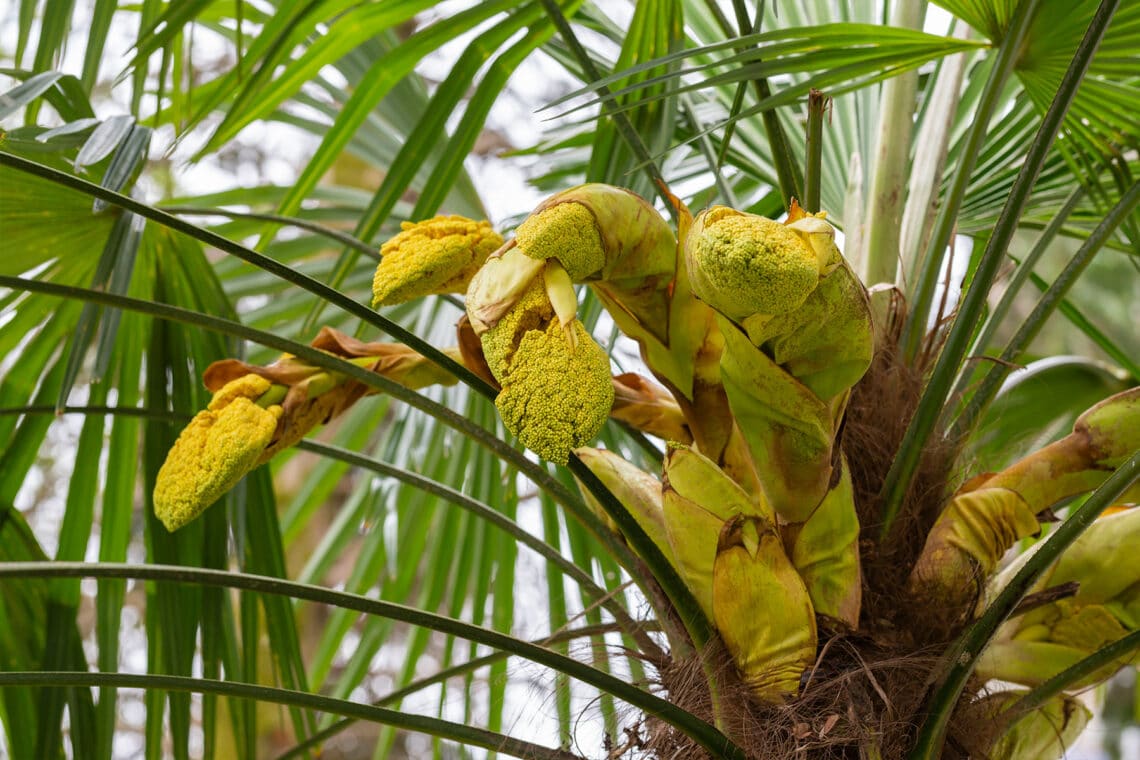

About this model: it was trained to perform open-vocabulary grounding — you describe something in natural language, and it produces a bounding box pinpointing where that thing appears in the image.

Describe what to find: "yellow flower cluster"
[514,202,605,280]
[474,275,613,464]
[492,317,612,464]
[153,327,464,531]
[686,206,825,321]
[153,375,282,531]
[372,215,503,306]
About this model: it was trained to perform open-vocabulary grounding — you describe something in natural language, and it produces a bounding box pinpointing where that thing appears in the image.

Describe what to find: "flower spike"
[683,204,873,523]
[153,375,283,531]
[686,206,826,322]
[372,215,503,307]
[475,280,613,464]
[153,328,464,530]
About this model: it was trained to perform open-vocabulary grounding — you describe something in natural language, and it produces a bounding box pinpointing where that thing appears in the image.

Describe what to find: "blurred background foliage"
[0,0,1137,758]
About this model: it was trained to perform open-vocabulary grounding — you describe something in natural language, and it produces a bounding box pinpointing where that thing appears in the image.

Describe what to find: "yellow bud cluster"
[514,202,606,280]
[372,215,503,306]
[687,207,822,321]
[492,317,613,465]
[153,375,282,531]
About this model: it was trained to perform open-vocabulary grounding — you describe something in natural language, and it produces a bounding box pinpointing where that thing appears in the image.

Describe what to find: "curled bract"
[978,506,1140,688]
[788,455,862,628]
[908,486,1040,607]
[609,372,693,444]
[573,446,673,566]
[660,444,816,702]
[713,515,817,703]
[372,215,503,306]
[465,246,555,335]
[910,386,1140,606]
[153,375,283,531]
[971,691,1090,760]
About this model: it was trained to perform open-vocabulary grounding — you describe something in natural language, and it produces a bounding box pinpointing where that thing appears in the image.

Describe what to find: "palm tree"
[1,1,1138,758]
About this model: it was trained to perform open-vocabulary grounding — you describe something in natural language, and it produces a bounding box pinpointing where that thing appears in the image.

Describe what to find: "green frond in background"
[1,1,1138,758]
